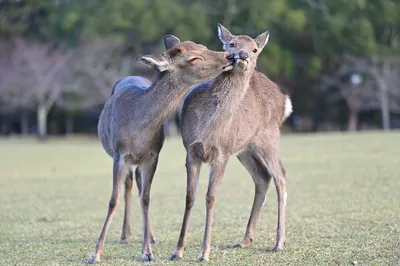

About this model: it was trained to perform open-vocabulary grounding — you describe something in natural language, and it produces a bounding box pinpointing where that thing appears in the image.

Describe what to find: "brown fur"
[170,25,292,262]
[87,36,233,264]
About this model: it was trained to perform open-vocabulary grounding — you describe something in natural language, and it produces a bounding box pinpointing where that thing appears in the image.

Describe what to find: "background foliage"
[1,0,400,137]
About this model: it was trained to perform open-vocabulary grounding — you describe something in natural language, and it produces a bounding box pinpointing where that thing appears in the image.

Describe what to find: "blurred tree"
[1,39,72,139]
[322,55,400,130]
[0,0,60,41]
[0,40,34,135]
[1,0,400,135]
[51,0,212,51]
[303,0,400,129]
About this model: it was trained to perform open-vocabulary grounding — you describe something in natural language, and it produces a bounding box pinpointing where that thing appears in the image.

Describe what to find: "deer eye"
[253,48,258,53]
[189,57,202,63]
[229,43,235,47]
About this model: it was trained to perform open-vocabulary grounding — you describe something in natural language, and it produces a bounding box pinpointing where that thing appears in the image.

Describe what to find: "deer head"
[137,35,234,84]
[217,24,270,72]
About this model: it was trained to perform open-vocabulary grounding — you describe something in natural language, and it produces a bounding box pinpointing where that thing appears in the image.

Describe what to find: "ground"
[0,132,399,266]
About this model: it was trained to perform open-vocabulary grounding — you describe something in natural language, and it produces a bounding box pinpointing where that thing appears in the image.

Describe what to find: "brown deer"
[86,35,234,264]
[170,24,292,262]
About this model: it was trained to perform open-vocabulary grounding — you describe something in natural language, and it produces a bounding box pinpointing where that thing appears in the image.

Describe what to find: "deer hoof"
[169,254,182,261]
[150,236,156,244]
[119,238,129,244]
[271,246,283,252]
[233,243,243,248]
[197,257,208,263]
[141,253,155,262]
[86,254,100,264]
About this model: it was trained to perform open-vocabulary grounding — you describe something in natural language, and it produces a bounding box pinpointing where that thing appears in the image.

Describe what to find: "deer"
[86,35,234,264]
[169,24,293,262]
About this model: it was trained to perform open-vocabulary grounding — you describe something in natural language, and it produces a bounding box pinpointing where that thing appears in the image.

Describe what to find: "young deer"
[86,35,234,264]
[170,24,292,262]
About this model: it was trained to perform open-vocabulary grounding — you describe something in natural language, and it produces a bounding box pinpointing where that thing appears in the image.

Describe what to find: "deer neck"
[210,68,253,119]
[141,72,189,128]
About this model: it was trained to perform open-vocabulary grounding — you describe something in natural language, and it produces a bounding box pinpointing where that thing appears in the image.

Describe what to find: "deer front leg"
[198,158,228,262]
[170,156,201,260]
[134,167,156,244]
[138,155,159,262]
[87,155,127,264]
[119,169,133,244]
[235,151,271,248]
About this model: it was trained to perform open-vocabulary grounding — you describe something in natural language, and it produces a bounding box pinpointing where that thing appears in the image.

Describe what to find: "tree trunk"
[37,105,48,141]
[379,84,390,130]
[1,116,8,136]
[380,61,391,130]
[20,112,29,135]
[66,115,74,135]
[348,109,358,131]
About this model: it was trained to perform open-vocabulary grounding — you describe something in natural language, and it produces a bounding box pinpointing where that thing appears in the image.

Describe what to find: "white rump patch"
[284,96,293,119]
[283,192,288,207]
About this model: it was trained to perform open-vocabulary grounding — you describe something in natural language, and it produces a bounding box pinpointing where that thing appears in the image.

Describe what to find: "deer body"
[87,36,233,264]
[99,76,157,159]
[183,71,288,161]
[170,25,292,262]
[98,75,190,162]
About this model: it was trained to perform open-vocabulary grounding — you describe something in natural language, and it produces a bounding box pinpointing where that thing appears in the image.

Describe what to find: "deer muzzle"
[222,53,235,71]
[226,53,235,61]
[232,51,249,68]
[239,51,249,60]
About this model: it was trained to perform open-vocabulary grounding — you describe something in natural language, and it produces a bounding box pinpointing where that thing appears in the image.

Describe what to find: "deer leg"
[271,158,287,251]
[198,158,228,262]
[234,151,271,248]
[119,169,133,244]
[87,155,128,264]
[170,156,201,260]
[260,147,287,252]
[134,167,156,244]
[138,155,159,262]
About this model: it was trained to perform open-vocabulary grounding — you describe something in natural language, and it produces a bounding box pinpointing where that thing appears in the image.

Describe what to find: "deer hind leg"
[138,155,159,262]
[234,150,272,248]
[271,158,287,251]
[134,167,156,244]
[258,144,287,252]
[170,155,201,261]
[119,168,133,244]
[87,154,128,264]
[198,158,228,262]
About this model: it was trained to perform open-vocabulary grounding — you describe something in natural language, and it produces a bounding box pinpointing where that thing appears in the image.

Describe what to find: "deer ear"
[217,23,233,46]
[254,31,270,50]
[164,34,181,50]
[136,54,170,72]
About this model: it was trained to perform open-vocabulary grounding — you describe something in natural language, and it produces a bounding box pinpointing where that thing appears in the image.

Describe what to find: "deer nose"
[239,51,249,60]
[226,53,235,61]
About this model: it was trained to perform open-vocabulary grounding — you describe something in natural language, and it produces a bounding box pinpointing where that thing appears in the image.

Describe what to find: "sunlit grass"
[0,132,399,265]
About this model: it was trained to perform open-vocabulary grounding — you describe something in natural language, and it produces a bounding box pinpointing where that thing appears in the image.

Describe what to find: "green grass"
[0,132,399,266]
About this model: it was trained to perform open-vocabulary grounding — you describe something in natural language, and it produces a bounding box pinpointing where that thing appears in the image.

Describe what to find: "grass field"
[0,132,399,266]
